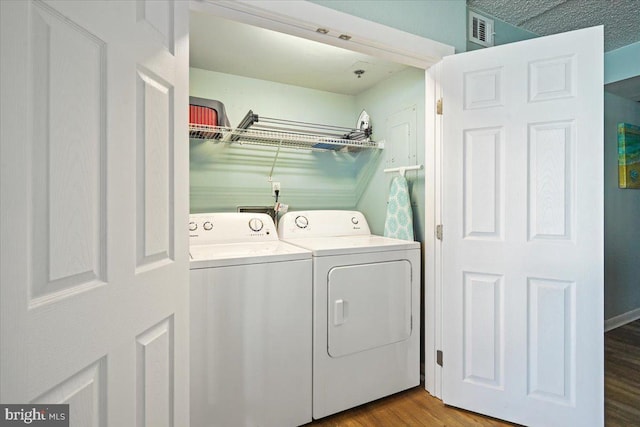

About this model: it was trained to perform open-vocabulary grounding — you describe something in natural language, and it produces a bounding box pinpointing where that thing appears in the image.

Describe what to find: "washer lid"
[190,240,311,269]
[283,235,419,256]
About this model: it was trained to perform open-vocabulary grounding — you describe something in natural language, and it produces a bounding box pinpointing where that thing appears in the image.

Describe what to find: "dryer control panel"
[278,210,371,238]
[190,213,278,245]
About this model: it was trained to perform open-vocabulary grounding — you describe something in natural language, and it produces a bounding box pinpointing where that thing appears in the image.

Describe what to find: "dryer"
[189,212,312,427]
[278,210,420,419]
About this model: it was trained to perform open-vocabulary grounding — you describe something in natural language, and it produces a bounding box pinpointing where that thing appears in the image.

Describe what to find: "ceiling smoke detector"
[354,69,365,78]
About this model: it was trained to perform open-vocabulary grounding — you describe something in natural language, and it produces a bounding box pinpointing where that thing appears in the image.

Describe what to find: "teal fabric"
[384,176,414,241]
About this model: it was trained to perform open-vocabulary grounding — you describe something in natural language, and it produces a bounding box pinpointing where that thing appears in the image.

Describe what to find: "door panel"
[462,272,503,389]
[0,1,189,426]
[527,278,575,404]
[136,67,174,271]
[442,27,603,426]
[528,121,574,240]
[30,0,107,303]
[463,127,504,239]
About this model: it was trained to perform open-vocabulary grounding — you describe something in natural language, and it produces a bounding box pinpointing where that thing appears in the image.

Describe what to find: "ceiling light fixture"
[316,28,329,34]
[339,34,352,41]
[354,69,365,78]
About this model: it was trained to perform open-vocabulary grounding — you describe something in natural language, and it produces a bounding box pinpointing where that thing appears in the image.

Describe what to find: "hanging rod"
[383,164,423,176]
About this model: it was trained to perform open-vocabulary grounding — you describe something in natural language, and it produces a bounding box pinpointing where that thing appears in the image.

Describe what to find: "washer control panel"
[278,210,371,238]
[190,213,277,245]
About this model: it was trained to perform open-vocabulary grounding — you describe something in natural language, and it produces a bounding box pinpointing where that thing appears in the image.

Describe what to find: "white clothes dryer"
[278,210,421,419]
[189,213,312,427]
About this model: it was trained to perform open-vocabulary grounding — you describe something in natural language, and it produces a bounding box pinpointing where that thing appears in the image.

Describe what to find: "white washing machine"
[278,210,421,419]
[189,212,312,427]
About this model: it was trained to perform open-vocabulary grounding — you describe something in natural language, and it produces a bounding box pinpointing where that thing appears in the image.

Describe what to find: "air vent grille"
[468,11,494,47]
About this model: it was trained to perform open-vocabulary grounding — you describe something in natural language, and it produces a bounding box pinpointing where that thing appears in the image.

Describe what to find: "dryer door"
[328,260,412,357]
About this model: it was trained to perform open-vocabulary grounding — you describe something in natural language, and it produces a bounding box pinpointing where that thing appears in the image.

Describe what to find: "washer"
[278,210,421,419]
[189,213,312,427]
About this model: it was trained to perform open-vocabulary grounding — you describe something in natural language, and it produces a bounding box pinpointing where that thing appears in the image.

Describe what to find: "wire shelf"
[189,124,381,151]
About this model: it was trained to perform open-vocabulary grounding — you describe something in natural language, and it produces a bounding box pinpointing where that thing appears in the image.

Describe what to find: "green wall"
[355,68,426,237]
[605,41,640,84]
[310,0,467,53]
[190,68,369,214]
[604,92,640,321]
[190,65,424,238]
[602,43,640,323]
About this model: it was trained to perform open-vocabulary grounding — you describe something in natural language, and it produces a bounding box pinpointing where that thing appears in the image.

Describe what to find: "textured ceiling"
[467,0,640,51]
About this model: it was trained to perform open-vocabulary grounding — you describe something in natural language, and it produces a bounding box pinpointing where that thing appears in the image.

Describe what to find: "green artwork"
[618,123,640,189]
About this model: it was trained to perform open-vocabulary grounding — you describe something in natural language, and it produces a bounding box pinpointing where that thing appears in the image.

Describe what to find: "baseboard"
[605,307,640,332]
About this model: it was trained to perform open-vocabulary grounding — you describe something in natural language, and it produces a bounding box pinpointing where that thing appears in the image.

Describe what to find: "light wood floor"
[304,386,514,426]
[305,319,640,426]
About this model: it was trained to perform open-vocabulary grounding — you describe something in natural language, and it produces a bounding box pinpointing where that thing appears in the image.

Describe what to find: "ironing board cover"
[383,175,414,241]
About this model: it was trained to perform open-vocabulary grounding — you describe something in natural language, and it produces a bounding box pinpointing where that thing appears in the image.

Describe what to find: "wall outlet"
[272,182,281,196]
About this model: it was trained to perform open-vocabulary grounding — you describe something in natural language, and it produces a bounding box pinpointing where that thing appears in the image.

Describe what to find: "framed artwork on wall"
[618,122,640,189]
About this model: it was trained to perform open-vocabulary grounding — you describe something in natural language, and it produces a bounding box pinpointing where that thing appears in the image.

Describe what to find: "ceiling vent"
[468,11,494,47]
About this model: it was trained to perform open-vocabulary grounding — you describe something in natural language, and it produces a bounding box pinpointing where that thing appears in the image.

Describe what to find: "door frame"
[189,0,452,397]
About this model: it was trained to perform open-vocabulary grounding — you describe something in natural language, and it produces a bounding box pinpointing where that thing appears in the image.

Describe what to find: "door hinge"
[436,224,443,241]
[436,350,443,367]
[436,98,443,115]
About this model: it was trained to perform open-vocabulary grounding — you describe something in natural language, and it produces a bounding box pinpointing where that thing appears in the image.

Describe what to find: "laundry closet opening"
[188,10,426,238]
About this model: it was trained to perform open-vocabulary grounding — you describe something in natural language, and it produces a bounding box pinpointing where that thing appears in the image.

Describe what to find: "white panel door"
[441,27,603,426]
[0,1,189,426]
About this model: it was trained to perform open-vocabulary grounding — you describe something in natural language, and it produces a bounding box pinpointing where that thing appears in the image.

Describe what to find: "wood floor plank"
[305,319,640,426]
[605,319,640,425]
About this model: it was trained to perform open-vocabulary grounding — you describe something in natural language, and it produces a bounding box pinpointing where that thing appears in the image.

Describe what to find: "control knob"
[203,221,213,231]
[189,222,197,231]
[295,215,309,229]
[248,218,264,232]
